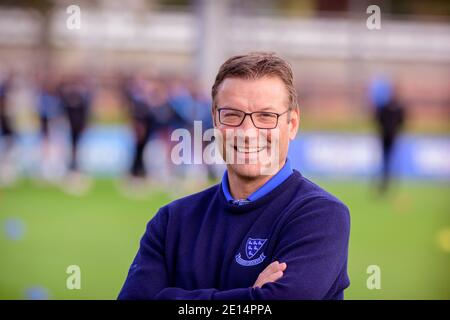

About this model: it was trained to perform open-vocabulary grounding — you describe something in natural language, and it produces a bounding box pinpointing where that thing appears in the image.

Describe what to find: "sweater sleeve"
[118,207,170,300]
[155,198,351,300]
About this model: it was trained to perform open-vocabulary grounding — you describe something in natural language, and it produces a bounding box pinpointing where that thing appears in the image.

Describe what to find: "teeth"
[236,146,265,153]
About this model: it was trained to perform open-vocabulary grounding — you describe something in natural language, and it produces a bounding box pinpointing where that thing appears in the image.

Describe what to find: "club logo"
[235,238,267,266]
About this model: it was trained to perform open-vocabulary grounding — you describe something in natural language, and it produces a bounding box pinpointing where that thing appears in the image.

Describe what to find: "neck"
[227,164,283,200]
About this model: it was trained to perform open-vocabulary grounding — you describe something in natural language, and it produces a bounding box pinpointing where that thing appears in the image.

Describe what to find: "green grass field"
[0,178,449,300]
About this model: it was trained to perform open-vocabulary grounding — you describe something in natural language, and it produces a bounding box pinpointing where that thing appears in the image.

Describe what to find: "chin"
[229,163,279,179]
[229,163,267,179]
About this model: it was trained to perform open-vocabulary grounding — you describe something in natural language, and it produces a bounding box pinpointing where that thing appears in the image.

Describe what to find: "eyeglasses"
[217,107,289,129]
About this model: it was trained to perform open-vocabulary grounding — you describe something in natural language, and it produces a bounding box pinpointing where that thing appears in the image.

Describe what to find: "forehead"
[215,76,288,111]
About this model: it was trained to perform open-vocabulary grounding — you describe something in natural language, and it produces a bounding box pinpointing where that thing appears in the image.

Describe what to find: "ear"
[288,108,300,140]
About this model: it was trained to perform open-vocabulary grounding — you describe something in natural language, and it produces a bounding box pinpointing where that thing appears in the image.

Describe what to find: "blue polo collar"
[221,158,293,206]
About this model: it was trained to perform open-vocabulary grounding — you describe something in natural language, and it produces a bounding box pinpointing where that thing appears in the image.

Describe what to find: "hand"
[253,261,287,288]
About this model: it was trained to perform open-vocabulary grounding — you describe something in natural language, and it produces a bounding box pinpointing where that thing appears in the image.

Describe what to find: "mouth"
[233,145,266,154]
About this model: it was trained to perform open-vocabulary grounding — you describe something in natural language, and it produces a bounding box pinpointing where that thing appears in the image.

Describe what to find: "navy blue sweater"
[118,170,350,300]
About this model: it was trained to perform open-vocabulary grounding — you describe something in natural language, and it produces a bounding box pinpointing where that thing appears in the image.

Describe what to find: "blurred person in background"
[146,78,183,184]
[168,78,217,184]
[370,77,406,193]
[58,73,94,192]
[35,71,62,181]
[162,77,198,184]
[0,72,17,185]
[0,73,14,144]
[122,74,153,182]
[122,74,192,192]
[189,81,218,181]
[167,77,196,131]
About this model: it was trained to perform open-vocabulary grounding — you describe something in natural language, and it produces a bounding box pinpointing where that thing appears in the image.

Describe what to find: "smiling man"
[118,52,350,300]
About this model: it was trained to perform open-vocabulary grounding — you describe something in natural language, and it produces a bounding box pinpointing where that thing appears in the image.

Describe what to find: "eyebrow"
[258,106,277,112]
[220,105,277,112]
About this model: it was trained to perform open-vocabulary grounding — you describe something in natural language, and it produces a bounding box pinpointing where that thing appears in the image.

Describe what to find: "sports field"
[0,178,449,299]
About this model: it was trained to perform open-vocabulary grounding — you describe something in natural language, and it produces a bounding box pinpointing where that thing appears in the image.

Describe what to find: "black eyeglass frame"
[216,107,290,129]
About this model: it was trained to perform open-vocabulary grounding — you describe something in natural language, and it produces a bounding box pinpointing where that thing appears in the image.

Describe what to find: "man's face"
[213,76,299,179]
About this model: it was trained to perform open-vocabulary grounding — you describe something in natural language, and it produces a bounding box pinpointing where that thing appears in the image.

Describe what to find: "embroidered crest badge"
[235,238,267,266]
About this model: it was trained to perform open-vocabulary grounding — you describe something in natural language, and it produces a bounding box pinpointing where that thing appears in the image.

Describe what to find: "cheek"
[269,122,290,142]
[279,133,290,152]
[216,128,236,152]
[267,129,289,151]
[279,126,291,148]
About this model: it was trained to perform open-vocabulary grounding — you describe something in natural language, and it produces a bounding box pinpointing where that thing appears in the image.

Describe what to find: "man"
[0,73,14,145]
[374,89,406,193]
[58,74,93,173]
[118,53,350,300]
[0,73,17,185]
[122,75,153,179]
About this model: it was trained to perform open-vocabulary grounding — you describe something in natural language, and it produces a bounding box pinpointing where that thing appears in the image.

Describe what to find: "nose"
[240,113,256,130]
[236,114,259,145]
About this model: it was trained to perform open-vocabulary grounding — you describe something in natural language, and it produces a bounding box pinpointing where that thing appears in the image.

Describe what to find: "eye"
[222,111,242,118]
[256,112,276,121]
